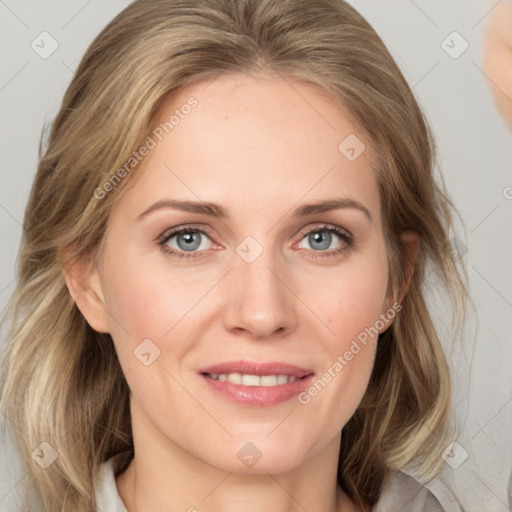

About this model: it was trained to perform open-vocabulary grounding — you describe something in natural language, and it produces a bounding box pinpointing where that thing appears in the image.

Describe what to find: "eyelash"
[157,224,354,260]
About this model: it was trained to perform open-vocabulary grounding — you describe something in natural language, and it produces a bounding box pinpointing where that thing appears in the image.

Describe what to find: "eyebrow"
[137,197,372,222]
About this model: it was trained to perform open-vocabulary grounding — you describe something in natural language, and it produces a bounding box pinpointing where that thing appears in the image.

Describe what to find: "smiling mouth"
[202,372,310,386]
[199,362,316,407]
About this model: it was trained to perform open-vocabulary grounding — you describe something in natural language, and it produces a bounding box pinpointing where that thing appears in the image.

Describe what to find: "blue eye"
[157,224,353,260]
[159,227,214,259]
[297,225,353,259]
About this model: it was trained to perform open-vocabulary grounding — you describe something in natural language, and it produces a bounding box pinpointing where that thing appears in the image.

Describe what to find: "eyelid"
[295,223,353,241]
[157,223,218,244]
[157,223,351,245]
[157,222,354,260]
[293,223,354,258]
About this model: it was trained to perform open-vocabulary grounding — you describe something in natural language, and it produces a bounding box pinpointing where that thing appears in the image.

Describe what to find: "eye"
[158,225,216,259]
[296,224,353,259]
[157,223,354,261]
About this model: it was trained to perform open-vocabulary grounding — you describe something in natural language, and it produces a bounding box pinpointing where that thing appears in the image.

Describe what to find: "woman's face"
[79,72,404,474]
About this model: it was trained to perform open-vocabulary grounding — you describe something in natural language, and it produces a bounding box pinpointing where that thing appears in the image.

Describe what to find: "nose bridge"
[222,237,297,339]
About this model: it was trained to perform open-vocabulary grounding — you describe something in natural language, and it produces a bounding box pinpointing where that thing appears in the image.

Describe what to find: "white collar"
[95,456,128,512]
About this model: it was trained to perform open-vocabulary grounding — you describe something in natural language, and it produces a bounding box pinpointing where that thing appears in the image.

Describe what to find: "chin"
[203,437,311,475]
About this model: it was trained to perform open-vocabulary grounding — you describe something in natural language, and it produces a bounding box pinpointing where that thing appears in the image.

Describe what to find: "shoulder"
[95,456,128,512]
[372,470,446,512]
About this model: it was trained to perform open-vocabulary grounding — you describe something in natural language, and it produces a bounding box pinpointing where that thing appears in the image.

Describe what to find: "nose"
[221,246,298,341]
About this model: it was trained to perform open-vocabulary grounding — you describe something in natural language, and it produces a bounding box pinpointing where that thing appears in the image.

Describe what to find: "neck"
[115,399,361,512]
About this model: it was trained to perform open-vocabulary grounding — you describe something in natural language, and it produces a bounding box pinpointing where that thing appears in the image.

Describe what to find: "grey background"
[1,0,511,510]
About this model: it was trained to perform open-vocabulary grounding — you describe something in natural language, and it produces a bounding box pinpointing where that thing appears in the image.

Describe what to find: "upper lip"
[198,360,315,378]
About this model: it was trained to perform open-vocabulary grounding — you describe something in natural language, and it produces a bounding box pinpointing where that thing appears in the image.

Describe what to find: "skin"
[65,71,420,512]
[482,1,512,131]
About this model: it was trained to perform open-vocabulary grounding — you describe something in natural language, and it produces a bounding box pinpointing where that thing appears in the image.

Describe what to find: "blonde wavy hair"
[0,0,469,510]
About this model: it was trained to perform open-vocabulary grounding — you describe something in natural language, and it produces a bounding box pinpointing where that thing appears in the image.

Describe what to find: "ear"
[395,230,421,304]
[379,230,421,332]
[62,256,110,333]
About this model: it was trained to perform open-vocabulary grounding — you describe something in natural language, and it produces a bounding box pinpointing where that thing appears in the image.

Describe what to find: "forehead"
[117,72,381,225]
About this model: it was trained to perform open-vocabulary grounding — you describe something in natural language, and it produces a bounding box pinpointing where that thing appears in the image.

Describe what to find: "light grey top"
[95,456,446,512]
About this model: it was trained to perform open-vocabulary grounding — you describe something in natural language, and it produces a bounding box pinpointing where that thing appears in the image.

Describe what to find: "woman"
[0,0,468,510]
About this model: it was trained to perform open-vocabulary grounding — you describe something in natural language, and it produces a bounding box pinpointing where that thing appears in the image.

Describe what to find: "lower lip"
[200,374,315,407]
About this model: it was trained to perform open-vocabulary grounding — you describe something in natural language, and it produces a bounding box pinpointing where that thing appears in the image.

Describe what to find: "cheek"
[294,247,389,423]
[302,251,389,344]
[101,246,203,337]
[99,245,226,381]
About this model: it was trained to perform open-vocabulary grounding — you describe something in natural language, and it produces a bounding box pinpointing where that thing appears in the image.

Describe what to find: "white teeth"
[277,375,288,385]
[227,372,242,384]
[242,374,261,386]
[260,375,278,386]
[208,373,300,386]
